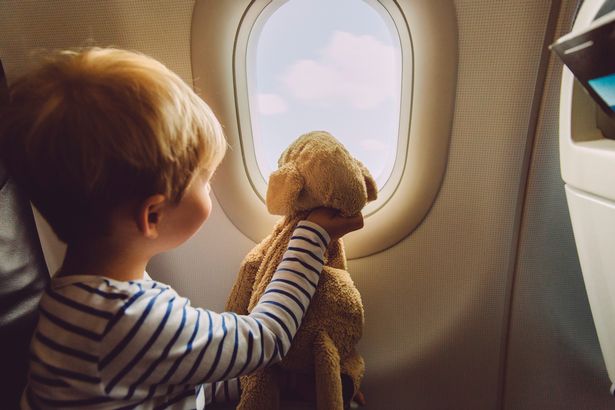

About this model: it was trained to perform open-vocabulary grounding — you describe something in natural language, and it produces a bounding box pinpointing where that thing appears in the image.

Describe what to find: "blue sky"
[248,0,402,188]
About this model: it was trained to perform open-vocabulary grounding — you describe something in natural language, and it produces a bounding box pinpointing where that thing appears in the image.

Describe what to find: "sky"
[247,0,403,189]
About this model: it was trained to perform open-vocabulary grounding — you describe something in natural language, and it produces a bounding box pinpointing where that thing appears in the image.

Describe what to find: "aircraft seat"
[0,160,50,410]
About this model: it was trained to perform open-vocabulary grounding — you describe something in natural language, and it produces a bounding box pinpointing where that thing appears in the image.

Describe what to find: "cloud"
[359,138,389,153]
[257,93,288,115]
[282,31,398,110]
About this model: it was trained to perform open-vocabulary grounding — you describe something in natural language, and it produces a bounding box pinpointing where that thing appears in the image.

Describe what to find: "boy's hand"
[306,208,364,241]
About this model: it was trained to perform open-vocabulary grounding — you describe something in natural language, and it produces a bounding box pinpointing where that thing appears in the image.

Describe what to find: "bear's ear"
[266,162,304,215]
[357,160,378,202]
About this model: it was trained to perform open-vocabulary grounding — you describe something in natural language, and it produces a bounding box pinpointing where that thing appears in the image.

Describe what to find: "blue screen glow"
[588,72,615,112]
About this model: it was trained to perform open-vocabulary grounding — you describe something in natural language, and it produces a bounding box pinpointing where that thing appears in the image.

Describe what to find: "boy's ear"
[266,163,304,215]
[137,194,167,239]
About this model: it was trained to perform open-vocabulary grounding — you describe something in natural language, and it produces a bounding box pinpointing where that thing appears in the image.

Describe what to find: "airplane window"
[191,0,456,257]
[245,0,402,190]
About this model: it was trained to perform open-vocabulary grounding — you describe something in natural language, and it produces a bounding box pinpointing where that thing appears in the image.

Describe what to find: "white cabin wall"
[0,1,194,84]
[0,1,611,409]
[502,1,614,408]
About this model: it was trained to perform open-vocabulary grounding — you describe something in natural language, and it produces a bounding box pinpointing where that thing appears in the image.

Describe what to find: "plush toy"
[225,131,377,410]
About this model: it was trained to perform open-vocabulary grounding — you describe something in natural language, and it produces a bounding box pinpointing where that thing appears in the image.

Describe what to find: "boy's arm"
[98,220,329,398]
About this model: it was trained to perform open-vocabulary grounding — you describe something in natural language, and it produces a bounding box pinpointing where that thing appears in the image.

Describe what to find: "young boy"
[0,48,363,409]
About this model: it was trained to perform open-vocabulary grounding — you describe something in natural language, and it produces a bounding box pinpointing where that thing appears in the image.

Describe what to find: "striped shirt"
[21,221,330,409]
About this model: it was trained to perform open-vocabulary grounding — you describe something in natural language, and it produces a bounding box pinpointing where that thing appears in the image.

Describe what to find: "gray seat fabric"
[0,161,49,410]
[0,59,50,409]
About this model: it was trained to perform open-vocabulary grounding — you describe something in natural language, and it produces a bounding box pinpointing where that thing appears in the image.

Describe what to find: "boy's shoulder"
[39,275,183,341]
[50,274,153,294]
[43,274,179,315]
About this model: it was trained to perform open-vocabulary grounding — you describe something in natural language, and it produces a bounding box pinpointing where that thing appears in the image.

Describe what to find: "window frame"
[236,0,408,217]
[191,0,457,258]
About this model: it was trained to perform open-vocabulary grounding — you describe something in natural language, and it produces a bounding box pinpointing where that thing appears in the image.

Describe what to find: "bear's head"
[266,131,378,217]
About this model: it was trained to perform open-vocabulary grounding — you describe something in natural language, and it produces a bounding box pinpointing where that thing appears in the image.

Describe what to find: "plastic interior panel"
[559,0,615,201]
[558,0,615,396]
[565,185,615,383]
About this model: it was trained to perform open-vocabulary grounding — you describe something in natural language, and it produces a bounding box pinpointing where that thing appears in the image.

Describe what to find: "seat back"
[0,60,50,410]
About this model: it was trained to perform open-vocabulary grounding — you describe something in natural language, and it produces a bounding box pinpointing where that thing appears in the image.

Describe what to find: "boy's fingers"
[350,213,364,231]
[339,212,364,233]
[306,208,365,239]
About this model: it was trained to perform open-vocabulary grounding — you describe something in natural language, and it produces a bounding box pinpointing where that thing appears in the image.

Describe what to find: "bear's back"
[280,265,364,370]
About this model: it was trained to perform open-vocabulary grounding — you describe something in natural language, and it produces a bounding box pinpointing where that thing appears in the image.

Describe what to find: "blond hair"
[0,48,226,243]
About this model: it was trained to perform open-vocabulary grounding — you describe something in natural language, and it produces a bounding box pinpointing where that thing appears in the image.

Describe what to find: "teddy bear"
[225,130,377,410]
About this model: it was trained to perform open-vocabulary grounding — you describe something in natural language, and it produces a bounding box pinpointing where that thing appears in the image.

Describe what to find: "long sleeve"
[96,220,330,402]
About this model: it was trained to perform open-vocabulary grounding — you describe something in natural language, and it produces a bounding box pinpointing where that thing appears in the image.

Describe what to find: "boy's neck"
[59,236,150,282]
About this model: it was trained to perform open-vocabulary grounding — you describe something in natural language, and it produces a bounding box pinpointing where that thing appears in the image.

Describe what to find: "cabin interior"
[1,0,615,409]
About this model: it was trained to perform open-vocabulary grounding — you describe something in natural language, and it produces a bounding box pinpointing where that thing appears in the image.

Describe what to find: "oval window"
[191,0,457,257]
[244,0,403,194]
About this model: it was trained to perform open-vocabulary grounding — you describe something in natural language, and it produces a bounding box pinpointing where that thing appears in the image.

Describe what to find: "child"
[0,48,364,409]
